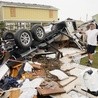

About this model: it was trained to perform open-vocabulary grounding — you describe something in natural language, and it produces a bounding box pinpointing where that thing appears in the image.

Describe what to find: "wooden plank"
[37,81,66,96]
[37,87,66,96]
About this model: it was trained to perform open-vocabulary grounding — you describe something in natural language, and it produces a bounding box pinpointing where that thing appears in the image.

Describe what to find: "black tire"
[31,24,46,41]
[2,32,14,40]
[14,29,32,49]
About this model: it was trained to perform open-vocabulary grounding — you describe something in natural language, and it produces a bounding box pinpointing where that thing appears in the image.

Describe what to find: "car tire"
[31,24,46,41]
[14,29,32,49]
[2,32,14,40]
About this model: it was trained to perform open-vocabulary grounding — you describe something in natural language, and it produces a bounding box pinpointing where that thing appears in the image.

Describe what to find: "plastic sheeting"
[80,67,98,92]
[19,77,44,98]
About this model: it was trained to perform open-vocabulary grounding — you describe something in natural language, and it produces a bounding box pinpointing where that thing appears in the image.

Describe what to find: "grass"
[80,46,98,68]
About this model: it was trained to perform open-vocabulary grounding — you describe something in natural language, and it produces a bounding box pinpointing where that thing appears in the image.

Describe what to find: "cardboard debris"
[10,64,21,77]
[0,88,20,98]
[9,89,20,98]
[22,69,46,79]
[22,72,34,79]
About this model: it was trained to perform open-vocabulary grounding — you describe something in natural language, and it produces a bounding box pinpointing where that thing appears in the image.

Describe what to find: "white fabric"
[19,78,44,98]
[50,69,69,80]
[80,68,98,91]
[85,29,98,46]
[20,78,44,92]
[19,88,37,98]
[24,62,33,72]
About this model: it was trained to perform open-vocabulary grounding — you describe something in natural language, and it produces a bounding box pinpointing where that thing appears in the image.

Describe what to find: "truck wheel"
[31,24,46,41]
[14,29,32,49]
[2,32,14,40]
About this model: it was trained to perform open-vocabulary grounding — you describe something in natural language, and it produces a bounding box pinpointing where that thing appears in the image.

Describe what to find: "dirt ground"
[32,56,63,81]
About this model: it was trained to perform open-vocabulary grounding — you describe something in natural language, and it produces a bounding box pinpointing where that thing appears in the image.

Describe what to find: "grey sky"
[1,0,98,21]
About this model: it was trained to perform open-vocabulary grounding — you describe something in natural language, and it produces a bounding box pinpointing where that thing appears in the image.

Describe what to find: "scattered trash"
[0,76,19,90]
[0,47,93,98]
[50,69,69,80]
[37,81,66,95]
[19,78,44,98]
[71,54,81,64]
[68,90,90,98]
[0,63,9,80]
[24,62,33,72]
[80,68,98,94]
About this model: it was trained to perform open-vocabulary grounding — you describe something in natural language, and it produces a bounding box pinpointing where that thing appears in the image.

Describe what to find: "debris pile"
[0,48,98,98]
[0,56,66,98]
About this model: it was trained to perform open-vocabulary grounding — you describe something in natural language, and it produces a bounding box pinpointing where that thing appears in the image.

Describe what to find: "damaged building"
[0,1,58,31]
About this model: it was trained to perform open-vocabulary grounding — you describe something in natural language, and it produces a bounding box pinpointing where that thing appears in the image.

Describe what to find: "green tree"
[0,21,5,30]
[0,21,5,37]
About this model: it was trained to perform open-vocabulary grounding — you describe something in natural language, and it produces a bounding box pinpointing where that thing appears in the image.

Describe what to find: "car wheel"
[14,29,32,49]
[2,32,14,40]
[31,24,45,41]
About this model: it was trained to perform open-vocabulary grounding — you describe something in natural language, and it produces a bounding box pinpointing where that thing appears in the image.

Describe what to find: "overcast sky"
[1,0,98,21]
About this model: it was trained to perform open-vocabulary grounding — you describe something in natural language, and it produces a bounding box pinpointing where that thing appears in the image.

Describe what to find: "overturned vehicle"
[0,19,86,65]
